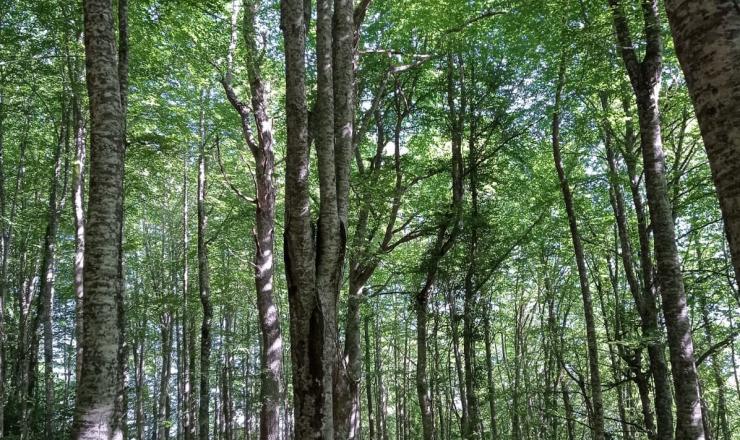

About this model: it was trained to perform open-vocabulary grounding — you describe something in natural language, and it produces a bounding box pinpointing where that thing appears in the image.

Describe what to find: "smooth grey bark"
[8,138,28,438]
[447,288,468,436]
[197,108,213,440]
[609,1,705,438]
[550,60,605,440]
[663,0,740,284]
[73,0,126,437]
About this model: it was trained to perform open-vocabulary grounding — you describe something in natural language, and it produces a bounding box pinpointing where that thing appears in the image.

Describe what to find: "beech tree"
[73,0,126,437]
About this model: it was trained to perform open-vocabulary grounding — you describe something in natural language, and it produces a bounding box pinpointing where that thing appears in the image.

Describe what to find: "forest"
[0,0,738,439]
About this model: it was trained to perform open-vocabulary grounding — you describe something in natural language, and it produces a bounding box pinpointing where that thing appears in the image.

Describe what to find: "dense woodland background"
[0,0,738,439]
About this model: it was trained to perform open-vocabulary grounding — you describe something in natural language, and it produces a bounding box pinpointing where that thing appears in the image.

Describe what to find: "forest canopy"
[0,0,738,439]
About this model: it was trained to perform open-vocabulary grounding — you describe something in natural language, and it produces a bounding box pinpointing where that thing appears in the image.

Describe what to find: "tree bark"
[280,0,353,435]
[220,2,284,436]
[610,2,705,438]
[114,1,130,436]
[663,0,740,284]
[364,314,375,440]
[73,0,126,436]
[0,94,5,440]
[72,82,87,396]
[483,313,497,440]
[158,313,173,440]
[37,101,67,439]
[619,93,675,440]
[197,107,213,440]
[550,59,605,440]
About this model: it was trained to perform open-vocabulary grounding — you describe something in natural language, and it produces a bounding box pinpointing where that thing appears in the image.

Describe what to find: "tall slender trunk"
[220,2,284,437]
[697,267,730,440]
[374,312,389,440]
[37,101,67,438]
[134,332,145,440]
[447,288,468,435]
[158,313,174,440]
[72,86,87,392]
[462,109,480,440]
[602,97,660,439]
[181,145,194,440]
[197,107,213,440]
[483,313,497,440]
[561,380,575,440]
[620,94,674,439]
[364,314,375,440]
[415,54,466,440]
[610,2,704,437]
[114,0,130,436]
[0,95,5,440]
[73,0,126,436]
[550,59,605,440]
[663,0,740,283]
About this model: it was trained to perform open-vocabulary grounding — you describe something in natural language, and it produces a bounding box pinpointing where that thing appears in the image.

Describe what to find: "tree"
[550,60,606,440]
[280,0,354,436]
[73,0,126,437]
[609,1,706,438]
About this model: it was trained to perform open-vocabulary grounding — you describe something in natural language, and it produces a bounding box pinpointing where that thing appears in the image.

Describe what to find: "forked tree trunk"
[280,0,353,436]
[609,2,705,438]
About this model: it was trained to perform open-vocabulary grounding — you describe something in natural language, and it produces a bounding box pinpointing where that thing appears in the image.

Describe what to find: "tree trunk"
[73,0,126,436]
[279,0,353,435]
[483,313,497,440]
[463,109,481,440]
[37,101,67,438]
[181,146,194,440]
[610,2,705,438]
[364,314,375,440]
[374,310,389,440]
[0,94,5,440]
[619,94,674,440]
[158,313,173,440]
[220,2,284,437]
[114,0,130,436]
[134,333,145,440]
[197,108,213,440]
[602,98,662,440]
[550,59,605,440]
[663,0,740,283]
[72,83,87,394]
